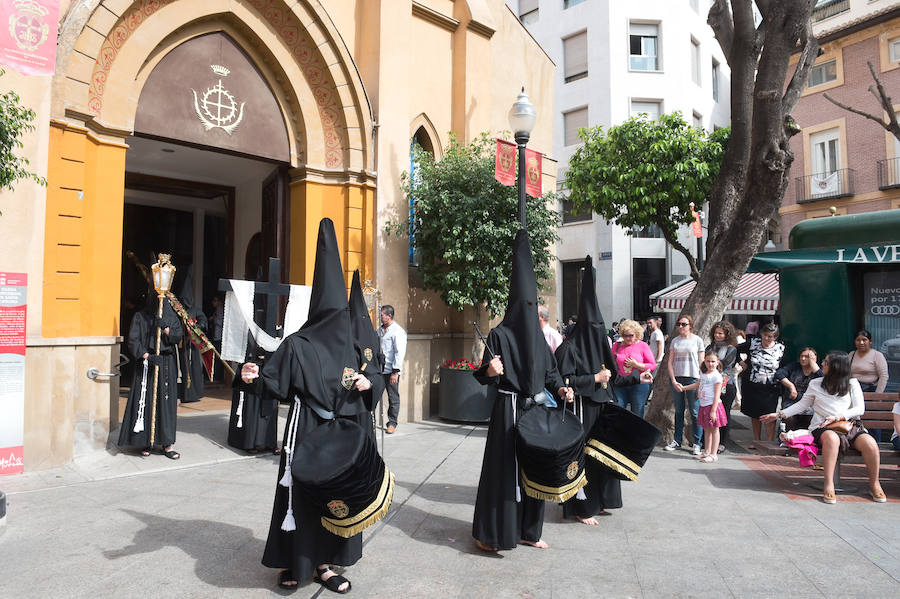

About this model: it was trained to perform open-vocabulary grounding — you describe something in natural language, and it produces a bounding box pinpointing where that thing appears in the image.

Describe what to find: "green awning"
[749,244,900,272]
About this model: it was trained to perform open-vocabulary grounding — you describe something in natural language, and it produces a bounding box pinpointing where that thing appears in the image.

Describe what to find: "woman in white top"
[762,351,886,505]
[665,314,705,454]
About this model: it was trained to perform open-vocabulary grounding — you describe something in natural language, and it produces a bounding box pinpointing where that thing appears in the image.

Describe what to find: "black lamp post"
[509,88,537,228]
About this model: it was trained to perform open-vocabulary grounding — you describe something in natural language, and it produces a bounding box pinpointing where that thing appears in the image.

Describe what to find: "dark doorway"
[632,258,667,322]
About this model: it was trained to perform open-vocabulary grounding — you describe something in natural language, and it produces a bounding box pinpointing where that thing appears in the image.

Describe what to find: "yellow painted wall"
[288,179,375,287]
[43,122,126,338]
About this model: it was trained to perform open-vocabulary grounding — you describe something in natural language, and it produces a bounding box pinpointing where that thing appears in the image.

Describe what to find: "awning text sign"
[0,272,26,475]
[836,245,900,264]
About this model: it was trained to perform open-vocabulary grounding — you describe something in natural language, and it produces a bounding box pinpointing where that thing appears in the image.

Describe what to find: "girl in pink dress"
[676,353,727,462]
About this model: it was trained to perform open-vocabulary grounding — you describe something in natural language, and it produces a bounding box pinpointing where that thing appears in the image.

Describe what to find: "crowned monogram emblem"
[566,461,579,480]
[9,0,49,52]
[498,145,515,172]
[327,499,350,518]
[341,367,356,390]
[191,65,246,135]
[364,348,373,361]
[526,154,541,185]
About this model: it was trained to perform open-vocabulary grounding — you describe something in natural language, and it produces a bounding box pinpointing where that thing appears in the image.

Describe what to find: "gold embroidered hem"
[520,469,587,503]
[320,468,395,538]
[585,439,640,481]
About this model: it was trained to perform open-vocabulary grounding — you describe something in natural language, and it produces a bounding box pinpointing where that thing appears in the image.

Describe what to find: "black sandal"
[315,566,351,594]
[164,450,180,460]
[140,448,151,457]
[278,569,298,589]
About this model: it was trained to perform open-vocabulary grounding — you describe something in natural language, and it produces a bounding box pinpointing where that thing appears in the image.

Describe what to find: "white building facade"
[510,0,730,327]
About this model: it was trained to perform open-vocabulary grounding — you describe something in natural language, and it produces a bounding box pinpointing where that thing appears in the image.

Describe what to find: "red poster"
[0,271,26,475]
[494,139,516,186]
[525,148,542,198]
[0,0,59,77]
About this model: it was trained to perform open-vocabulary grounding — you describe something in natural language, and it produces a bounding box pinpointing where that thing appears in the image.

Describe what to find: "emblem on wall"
[8,0,50,52]
[191,64,246,134]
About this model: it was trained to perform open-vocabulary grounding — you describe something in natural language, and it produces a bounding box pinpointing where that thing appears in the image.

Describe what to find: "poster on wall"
[863,270,900,393]
[0,0,60,76]
[0,272,26,475]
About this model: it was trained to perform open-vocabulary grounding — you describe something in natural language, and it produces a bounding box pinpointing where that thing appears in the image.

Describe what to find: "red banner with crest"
[494,139,516,186]
[525,148,542,198]
[0,0,60,76]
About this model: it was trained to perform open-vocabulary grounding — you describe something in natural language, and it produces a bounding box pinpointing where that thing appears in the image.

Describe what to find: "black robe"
[118,299,183,448]
[555,342,623,516]
[228,341,278,451]
[471,329,566,549]
[259,219,379,583]
[178,310,207,403]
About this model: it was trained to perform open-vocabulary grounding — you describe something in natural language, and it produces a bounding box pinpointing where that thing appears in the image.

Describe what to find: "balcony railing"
[812,0,850,22]
[796,168,854,203]
[877,158,900,190]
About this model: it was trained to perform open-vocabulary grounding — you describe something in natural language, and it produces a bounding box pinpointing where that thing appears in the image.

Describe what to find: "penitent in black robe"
[556,256,623,517]
[260,220,379,583]
[177,310,207,404]
[472,229,566,550]
[118,298,184,449]
[228,338,278,451]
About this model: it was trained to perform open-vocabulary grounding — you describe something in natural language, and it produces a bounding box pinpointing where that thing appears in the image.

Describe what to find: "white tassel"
[133,359,149,433]
[576,488,587,500]
[236,391,244,428]
[281,504,296,531]
[501,390,523,503]
[279,469,292,487]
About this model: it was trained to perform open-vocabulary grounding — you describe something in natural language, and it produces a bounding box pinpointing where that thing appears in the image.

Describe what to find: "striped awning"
[650,272,779,314]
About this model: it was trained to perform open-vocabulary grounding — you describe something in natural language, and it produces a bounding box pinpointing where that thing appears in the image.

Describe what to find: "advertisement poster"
[863,270,900,392]
[0,0,59,76]
[0,272,26,474]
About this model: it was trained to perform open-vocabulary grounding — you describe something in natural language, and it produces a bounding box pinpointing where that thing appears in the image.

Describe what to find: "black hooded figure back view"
[471,229,566,551]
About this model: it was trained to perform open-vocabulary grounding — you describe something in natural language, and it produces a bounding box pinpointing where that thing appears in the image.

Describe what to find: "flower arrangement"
[441,358,480,371]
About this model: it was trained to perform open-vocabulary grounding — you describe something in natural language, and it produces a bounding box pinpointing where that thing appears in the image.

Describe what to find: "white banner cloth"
[221,280,311,361]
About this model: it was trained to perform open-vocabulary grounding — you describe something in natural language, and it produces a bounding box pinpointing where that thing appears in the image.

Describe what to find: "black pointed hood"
[566,256,616,401]
[494,229,544,395]
[178,265,195,311]
[349,269,381,371]
[296,218,355,408]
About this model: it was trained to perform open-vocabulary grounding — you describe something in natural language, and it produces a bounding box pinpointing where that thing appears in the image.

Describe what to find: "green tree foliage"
[394,132,559,316]
[565,112,729,279]
[0,69,45,213]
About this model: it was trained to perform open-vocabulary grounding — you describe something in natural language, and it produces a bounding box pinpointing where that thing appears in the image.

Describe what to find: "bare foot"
[475,539,498,552]
[520,539,550,549]
[576,516,599,526]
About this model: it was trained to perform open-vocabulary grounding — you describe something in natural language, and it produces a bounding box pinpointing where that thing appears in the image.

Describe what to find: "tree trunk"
[645,1,816,440]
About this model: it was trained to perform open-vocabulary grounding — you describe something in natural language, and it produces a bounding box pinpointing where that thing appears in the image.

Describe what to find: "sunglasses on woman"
[677,322,689,327]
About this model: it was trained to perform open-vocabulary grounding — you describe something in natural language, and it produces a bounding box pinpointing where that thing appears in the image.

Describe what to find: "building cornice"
[411,2,459,33]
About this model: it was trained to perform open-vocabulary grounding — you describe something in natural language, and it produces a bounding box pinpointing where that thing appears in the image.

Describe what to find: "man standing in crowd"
[378,305,407,434]
[646,316,665,366]
[538,305,563,353]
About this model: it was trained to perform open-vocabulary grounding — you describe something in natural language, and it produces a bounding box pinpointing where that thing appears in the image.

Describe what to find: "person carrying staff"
[471,229,573,552]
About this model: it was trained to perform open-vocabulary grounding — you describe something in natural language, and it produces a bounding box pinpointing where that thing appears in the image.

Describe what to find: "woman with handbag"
[611,319,657,419]
[761,351,886,505]
[737,322,785,447]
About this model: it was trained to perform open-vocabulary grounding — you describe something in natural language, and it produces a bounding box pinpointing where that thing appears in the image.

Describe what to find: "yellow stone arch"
[43,0,375,337]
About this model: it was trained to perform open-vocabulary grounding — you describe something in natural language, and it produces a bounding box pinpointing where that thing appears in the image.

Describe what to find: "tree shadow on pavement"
[392,480,478,505]
[374,502,503,558]
[103,509,277,590]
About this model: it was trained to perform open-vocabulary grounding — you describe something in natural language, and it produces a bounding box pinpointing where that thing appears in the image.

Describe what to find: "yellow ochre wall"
[43,121,126,338]
[288,179,376,287]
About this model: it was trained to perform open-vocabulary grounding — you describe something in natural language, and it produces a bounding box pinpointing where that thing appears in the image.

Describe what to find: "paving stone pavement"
[1,408,899,598]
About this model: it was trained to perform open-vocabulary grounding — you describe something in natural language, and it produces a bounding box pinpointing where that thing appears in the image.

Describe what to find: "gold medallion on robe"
[327,499,350,518]
[341,367,356,390]
[364,348,373,362]
[566,461,579,480]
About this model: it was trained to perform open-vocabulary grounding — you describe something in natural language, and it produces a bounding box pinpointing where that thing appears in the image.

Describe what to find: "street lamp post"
[509,88,537,228]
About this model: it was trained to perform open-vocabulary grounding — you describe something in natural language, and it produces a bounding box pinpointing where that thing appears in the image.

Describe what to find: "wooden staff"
[149,291,164,446]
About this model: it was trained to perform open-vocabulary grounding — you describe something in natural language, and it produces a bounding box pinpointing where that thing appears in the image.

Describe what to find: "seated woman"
[774,347,823,432]
[761,351,886,505]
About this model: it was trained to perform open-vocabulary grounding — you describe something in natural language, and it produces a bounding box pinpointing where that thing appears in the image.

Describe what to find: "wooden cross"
[218,257,291,337]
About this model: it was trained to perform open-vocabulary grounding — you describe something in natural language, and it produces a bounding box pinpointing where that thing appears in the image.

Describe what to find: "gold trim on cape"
[520,469,587,503]
[320,468,395,538]
[585,439,641,481]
